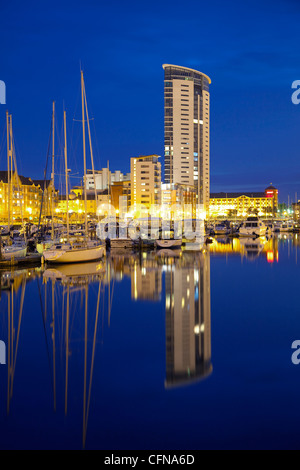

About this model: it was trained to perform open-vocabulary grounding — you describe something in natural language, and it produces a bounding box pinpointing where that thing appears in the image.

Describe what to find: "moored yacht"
[156,229,182,250]
[1,244,27,260]
[239,217,267,237]
[43,240,105,264]
[274,221,294,233]
[156,238,182,249]
[214,223,230,236]
[43,72,106,264]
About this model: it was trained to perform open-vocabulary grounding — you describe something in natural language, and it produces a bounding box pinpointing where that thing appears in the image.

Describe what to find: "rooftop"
[163,64,212,84]
[0,171,52,188]
[210,192,267,199]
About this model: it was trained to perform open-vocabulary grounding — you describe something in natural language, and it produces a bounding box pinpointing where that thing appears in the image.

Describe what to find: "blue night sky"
[0,0,300,202]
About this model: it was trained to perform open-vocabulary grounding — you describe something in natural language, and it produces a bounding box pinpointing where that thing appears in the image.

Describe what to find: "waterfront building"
[111,180,131,216]
[209,185,278,219]
[85,168,130,191]
[163,64,211,212]
[56,187,110,218]
[165,253,212,388]
[57,193,96,218]
[130,155,161,211]
[0,171,58,222]
[292,202,300,223]
[161,183,197,217]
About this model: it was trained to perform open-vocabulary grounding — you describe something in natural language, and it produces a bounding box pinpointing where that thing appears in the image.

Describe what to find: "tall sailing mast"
[51,102,55,240]
[6,113,26,235]
[81,71,88,238]
[64,110,70,243]
[6,112,12,229]
[83,80,99,220]
[81,70,99,235]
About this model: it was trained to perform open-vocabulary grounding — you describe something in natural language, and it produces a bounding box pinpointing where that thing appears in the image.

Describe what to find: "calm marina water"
[0,234,300,450]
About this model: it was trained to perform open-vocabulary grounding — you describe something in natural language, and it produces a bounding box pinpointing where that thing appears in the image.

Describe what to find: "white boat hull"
[156,239,182,249]
[43,244,105,264]
[239,227,267,237]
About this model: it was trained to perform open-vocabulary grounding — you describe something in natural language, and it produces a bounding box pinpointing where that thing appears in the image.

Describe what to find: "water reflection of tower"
[131,261,162,301]
[165,252,212,388]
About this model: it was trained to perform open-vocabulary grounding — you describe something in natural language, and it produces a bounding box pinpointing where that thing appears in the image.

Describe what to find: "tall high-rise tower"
[163,65,211,210]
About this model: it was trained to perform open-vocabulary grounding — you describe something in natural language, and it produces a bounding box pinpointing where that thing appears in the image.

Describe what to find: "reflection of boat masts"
[83,284,88,446]
[108,276,115,327]
[65,283,70,416]
[83,280,101,449]
[7,275,26,415]
[37,277,54,399]
[51,280,56,412]
[46,272,103,449]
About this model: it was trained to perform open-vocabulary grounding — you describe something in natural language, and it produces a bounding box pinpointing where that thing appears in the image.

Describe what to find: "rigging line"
[37,277,55,396]
[38,118,53,231]
[85,90,100,165]
[68,125,79,193]
[91,112,102,169]
[55,114,63,152]
[84,85,98,213]
[12,138,23,180]
[10,123,26,236]
[54,111,63,196]
[70,81,82,186]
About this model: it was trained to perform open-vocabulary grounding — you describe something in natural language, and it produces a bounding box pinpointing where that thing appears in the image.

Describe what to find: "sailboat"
[1,112,27,261]
[43,72,106,264]
[36,102,62,254]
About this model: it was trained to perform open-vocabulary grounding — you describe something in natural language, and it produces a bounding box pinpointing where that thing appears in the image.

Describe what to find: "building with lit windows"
[111,180,131,216]
[209,185,278,219]
[161,183,197,216]
[292,201,300,223]
[130,155,161,211]
[161,183,197,206]
[56,187,110,218]
[0,171,58,222]
[163,64,211,212]
[85,168,130,191]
